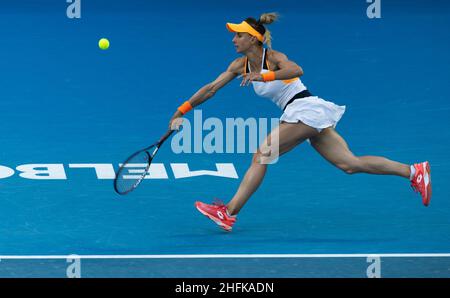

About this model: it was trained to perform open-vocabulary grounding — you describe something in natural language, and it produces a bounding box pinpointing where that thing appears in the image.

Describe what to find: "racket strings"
[114,150,152,194]
[113,132,171,195]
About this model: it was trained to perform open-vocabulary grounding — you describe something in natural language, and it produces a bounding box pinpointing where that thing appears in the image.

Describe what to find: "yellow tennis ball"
[98,38,110,50]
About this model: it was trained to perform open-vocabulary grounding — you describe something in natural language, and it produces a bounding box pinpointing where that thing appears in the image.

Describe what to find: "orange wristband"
[177,101,193,115]
[262,71,276,82]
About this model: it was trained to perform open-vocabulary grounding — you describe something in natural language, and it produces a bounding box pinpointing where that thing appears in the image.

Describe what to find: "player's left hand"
[239,72,263,86]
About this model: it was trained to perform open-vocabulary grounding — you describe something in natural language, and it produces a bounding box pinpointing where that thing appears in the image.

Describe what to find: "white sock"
[410,165,416,180]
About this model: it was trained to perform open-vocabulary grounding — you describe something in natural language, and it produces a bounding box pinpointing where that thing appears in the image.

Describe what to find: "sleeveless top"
[245,48,308,110]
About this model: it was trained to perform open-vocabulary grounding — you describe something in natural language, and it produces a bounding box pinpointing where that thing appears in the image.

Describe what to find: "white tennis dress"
[246,48,346,131]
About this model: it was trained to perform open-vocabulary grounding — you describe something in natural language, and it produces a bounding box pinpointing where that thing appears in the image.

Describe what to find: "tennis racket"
[114,130,174,195]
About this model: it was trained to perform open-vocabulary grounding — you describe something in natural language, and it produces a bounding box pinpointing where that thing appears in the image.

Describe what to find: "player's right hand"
[169,117,184,131]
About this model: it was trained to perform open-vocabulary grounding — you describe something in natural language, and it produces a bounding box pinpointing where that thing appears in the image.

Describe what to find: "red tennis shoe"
[410,161,432,206]
[195,200,236,231]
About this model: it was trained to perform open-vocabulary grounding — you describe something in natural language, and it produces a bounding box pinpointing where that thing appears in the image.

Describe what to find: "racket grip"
[159,130,174,144]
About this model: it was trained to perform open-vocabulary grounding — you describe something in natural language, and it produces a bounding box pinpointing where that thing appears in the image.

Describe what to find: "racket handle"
[159,130,174,144]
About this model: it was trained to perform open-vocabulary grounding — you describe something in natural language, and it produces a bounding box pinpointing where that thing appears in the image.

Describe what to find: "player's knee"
[252,152,262,164]
[252,148,272,165]
[337,160,360,174]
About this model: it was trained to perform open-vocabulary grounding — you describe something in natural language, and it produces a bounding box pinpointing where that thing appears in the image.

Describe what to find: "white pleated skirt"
[280,96,346,132]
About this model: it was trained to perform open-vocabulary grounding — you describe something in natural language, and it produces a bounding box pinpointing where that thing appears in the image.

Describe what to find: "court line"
[1,253,450,260]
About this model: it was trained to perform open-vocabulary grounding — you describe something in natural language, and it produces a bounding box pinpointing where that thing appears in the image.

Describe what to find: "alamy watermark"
[66,0,81,19]
[66,255,81,278]
[366,256,381,278]
[171,110,281,164]
[366,0,381,19]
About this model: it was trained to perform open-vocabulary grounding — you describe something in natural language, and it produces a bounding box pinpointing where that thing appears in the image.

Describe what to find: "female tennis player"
[169,13,431,231]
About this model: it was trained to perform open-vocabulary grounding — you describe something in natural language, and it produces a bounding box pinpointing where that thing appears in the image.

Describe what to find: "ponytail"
[258,12,279,48]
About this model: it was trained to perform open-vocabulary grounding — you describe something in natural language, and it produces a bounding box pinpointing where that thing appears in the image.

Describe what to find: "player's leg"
[226,122,319,215]
[310,128,431,206]
[195,121,319,231]
[309,127,410,177]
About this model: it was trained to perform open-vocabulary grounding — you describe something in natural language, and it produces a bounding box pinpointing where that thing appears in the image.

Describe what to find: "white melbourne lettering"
[16,164,67,180]
[0,165,15,179]
[171,163,238,179]
[0,163,238,180]
[69,164,116,179]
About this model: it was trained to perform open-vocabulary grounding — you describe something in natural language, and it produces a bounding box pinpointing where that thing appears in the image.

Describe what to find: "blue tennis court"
[1,0,450,278]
